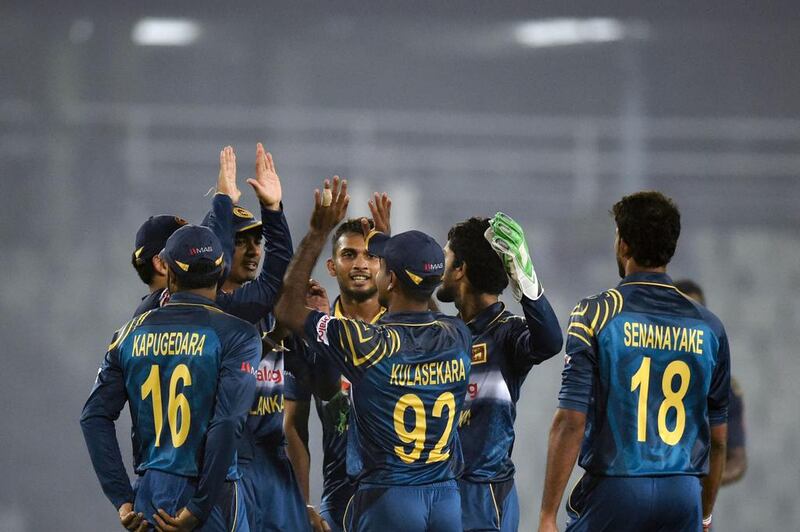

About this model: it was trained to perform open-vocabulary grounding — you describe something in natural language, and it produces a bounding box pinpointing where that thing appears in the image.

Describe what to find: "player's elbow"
[539,329,564,358]
[551,408,586,438]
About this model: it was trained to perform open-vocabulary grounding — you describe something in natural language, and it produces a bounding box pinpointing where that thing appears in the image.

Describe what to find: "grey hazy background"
[2,2,799,530]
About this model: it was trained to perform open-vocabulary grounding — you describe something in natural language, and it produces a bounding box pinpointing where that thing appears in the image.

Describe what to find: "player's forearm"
[284,402,312,501]
[275,229,328,333]
[539,408,585,521]
[519,294,563,364]
[702,424,728,518]
[206,194,235,273]
[80,415,135,509]
[260,203,294,286]
[721,446,746,485]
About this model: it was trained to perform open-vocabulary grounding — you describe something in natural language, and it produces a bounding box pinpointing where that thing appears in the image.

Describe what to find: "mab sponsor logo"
[240,362,283,383]
[189,246,213,256]
[423,262,443,272]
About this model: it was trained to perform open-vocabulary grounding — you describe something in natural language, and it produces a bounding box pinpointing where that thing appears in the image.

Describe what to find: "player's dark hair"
[447,217,509,295]
[612,191,681,268]
[331,218,375,253]
[169,262,222,291]
[132,253,156,285]
[674,279,705,304]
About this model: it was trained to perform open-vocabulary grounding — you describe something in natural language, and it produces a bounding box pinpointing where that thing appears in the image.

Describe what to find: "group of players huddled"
[80,144,732,532]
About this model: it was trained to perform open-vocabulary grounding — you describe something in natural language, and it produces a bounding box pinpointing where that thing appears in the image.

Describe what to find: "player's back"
[345,311,472,485]
[567,272,730,477]
[115,296,257,476]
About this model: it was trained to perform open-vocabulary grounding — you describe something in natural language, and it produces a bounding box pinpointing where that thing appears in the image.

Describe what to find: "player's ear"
[326,257,337,277]
[152,255,168,277]
[617,237,632,259]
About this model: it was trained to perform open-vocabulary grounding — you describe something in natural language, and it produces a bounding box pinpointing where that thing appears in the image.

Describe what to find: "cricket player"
[81,224,261,531]
[284,217,387,532]
[436,214,563,531]
[538,191,730,532]
[275,178,471,532]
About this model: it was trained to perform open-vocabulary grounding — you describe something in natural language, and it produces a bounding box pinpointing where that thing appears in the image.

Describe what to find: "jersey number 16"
[141,363,192,448]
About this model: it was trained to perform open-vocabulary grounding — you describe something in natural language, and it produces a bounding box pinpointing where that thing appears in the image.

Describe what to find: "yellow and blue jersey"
[285,299,385,521]
[559,272,730,477]
[302,309,472,486]
[80,292,261,521]
[458,296,562,482]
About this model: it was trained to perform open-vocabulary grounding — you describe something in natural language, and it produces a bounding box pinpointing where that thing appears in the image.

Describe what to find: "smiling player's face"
[328,233,380,302]
[228,229,262,285]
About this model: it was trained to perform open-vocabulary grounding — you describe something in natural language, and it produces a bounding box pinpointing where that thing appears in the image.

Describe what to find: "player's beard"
[436,283,455,303]
[616,254,626,279]
[340,284,378,303]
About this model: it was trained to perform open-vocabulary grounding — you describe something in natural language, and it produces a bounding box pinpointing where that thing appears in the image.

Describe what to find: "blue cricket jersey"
[285,299,385,516]
[559,272,731,477]
[80,292,261,521]
[303,309,472,486]
[458,295,562,482]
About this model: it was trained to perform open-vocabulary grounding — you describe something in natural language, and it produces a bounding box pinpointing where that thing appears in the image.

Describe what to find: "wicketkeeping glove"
[485,212,543,301]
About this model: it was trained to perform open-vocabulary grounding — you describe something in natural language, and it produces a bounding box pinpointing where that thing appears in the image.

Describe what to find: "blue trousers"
[320,505,345,532]
[344,480,461,532]
[565,474,702,532]
[133,469,249,531]
[459,478,519,531]
[238,444,310,532]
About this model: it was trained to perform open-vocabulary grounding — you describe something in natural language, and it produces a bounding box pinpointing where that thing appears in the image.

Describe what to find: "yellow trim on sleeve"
[568,322,594,337]
[568,331,592,347]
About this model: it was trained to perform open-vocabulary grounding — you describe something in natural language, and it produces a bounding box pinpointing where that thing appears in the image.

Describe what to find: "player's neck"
[338,294,382,322]
[458,292,499,324]
[175,286,218,301]
[387,296,430,314]
[624,260,667,277]
[149,276,167,293]
[221,279,242,293]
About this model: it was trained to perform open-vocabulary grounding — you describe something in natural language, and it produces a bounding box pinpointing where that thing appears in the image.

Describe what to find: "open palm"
[247,142,282,211]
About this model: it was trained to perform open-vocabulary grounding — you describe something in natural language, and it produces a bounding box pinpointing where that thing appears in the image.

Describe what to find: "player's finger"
[330,175,340,199]
[134,519,149,532]
[266,151,276,174]
[314,188,322,208]
[321,517,332,532]
[338,179,348,204]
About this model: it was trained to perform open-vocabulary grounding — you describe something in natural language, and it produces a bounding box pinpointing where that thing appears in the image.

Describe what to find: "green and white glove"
[485,212,543,301]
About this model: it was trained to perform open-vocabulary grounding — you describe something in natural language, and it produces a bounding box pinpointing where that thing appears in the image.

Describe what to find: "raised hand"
[217,146,241,204]
[306,279,331,313]
[368,192,392,235]
[247,142,282,211]
[485,212,542,301]
[310,176,349,235]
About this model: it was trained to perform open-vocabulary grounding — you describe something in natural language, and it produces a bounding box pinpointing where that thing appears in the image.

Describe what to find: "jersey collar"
[464,301,505,334]
[619,271,675,287]
[164,291,221,309]
[332,296,386,323]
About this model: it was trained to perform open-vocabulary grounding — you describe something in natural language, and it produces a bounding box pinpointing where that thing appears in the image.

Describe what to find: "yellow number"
[141,365,164,447]
[392,392,457,464]
[630,356,651,442]
[426,392,456,463]
[168,364,192,448]
[658,360,690,445]
[393,394,426,463]
[141,364,192,448]
[630,357,691,445]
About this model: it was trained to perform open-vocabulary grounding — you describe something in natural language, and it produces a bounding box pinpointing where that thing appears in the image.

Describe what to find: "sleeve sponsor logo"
[468,382,479,399]
[316,315,332,345]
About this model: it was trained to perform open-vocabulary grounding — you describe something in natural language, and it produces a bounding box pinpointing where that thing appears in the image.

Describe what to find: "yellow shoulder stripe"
[568,331,592,347]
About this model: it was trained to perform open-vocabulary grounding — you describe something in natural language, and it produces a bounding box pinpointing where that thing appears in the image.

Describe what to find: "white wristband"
[702,514,712,527]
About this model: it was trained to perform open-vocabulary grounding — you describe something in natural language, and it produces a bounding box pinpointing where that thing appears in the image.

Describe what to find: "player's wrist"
[702,514,712,529]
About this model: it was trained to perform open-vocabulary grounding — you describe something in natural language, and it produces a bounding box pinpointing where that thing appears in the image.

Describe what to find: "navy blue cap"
[366,230,445,293]
[160,225,226,281]
[133,215,188,265]
[201,204,262,235]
